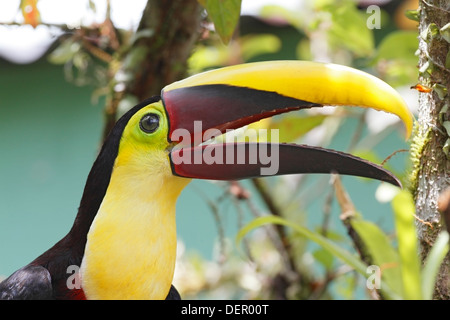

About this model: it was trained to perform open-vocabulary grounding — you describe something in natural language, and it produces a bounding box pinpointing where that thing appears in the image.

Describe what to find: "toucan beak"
[161,61,413,187]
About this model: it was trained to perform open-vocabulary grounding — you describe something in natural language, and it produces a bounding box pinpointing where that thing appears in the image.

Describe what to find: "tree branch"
[102,0,203,141]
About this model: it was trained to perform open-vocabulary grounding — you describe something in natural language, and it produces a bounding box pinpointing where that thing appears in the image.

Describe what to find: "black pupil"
[140,114,160,133]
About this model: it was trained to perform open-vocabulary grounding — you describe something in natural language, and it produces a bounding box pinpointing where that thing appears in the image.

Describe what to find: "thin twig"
[0,20,79,30]
[414,214,434,229]
[190,183,227,262]
[381,149,409,166]
[245,179,298,274]
[250,179,291,253]
[308,264,354,300]
[332,175,373,265]
[251,178,283,218]
[229,193,255,264]
[321,186,335,236]
[81,38,113,63]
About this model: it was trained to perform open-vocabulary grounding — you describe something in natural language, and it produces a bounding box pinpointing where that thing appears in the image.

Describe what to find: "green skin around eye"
[130,102,170,150]
[140,114,160,133]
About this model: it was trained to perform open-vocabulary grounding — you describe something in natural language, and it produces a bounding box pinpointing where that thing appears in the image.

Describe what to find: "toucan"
[0,61,412,300]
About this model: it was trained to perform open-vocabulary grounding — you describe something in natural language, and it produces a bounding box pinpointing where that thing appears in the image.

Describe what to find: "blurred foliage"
[314,0,375,57]
[198,0,242,44]
[373,30,418,87]
[11,0,449,300]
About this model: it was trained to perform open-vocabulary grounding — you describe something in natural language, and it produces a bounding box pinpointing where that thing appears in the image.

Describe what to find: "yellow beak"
[163,60,412,140]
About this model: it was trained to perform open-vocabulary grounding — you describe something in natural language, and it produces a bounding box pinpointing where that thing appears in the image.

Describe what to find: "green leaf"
[443,121,450,136]
[324,1,374,56]
[236,216,366,272]
[428,23,440,38]
[259,5,303,30]
[420,23,440,41]
[314,227,346,242]
[443,138,450,158]
[391,190,422,300]
[240,34,281,61]
[445,51,450,69]
[335,274,358,300]
[48,39,81,65]
[422,231,449,300]
[440,23,450,43]
[404,10,419,22]
[375,31,418,63]
[433,84,448,100]
[200,0,242,44]
[236,215,402,300]
[188,44,229,73]
[88,0,96,12]
[374,31,419,86]
[350,219,403,297]
[313,248,334,270]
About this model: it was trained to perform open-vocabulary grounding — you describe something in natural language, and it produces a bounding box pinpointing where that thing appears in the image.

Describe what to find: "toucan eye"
[139,113,160,134]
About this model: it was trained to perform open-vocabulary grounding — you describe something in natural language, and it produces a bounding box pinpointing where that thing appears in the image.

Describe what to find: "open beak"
[161,61,413,187]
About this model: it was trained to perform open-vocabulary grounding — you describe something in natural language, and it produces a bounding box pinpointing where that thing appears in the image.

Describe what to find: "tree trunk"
[102,0,203,140]
[413,0,450,300]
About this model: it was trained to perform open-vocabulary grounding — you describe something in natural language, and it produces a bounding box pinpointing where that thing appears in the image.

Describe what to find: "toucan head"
[111,60,412,196]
